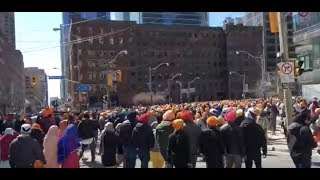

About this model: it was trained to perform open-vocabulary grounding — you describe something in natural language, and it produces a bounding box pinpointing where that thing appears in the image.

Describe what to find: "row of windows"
[127,82,226,91]
[137,31,224,40]
[136,40,224,48]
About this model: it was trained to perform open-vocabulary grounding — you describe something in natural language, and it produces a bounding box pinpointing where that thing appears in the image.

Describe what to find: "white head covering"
[104,122,115,133]
[4,128,14,135]
[21,124,31,134]
[245,107,255,120]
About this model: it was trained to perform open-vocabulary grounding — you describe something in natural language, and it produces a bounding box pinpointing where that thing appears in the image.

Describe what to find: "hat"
[172,119,184,131]
[206,116,220,127]
[138,113,149,124]
[224,109,236,123]
[180,110,194,121]
[4,128,14,135]
[21,124,31,133]
[218,116,225,126]
[162,110,175,121]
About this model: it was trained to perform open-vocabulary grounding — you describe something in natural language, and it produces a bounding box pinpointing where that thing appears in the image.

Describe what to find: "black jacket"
[119,111,137,147]
[235,115,245,126]
[167,130,190,168]
[9,135,46,168]
[287,111,317,158]
[220,122,245,155]
[30,129,45,150]
[240,119,267,157]
[101,131,121,166]
[199,127,224,168]
[132,122,155,150]
[77,118,95,139]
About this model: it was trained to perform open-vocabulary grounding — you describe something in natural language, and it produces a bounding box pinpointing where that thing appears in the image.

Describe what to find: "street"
[79,118,320,168]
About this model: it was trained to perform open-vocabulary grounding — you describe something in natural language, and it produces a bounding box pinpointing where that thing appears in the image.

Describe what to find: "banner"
[269,12,279,33]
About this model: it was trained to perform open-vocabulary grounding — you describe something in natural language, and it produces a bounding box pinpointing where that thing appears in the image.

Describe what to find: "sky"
[15,12,244,102]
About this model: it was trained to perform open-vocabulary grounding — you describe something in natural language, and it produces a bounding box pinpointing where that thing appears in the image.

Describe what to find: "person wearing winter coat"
[119,111,138,168]
[240,108,267,168]
[235,109,245,126]
[77,111,96,162]
[9,124,46,168]
[167,119,191,168]
[156,110,175,163]
[132,113,155,168]
[43,125,59,168]
[150,121,165,168]
[0,128,17,168]
[287,108,317,168]
[100,122,121,168]
[220,109,245,168]
[58,124,80,168]
[30,123,45,150]
[199,116,224,168]
[180,110,201,168]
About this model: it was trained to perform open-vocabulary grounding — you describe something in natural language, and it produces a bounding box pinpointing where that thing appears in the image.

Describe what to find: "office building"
[67,19,227,108]
[294,12,320,99]
[25,67,48,113]
[59,12,111,99]
[0,12,15,49]
[0,32,24,114]
[224,22,263,99]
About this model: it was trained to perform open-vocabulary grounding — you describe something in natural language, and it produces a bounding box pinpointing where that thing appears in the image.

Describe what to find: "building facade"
[241,12,296,96]
[60,12,112,99]
[25,67,48,113]
[0,12,15,49]
[67,19,227,108]
[0,33,24,114]
[224,23,263,99]
[293,12,320,100]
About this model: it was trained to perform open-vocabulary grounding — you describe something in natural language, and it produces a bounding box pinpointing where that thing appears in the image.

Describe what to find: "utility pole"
[278,12,293,130]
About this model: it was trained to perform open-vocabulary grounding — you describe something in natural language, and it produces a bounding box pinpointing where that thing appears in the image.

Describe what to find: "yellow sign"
[269,12,279,33]
[115,70,122,82]
[107,73,113,87]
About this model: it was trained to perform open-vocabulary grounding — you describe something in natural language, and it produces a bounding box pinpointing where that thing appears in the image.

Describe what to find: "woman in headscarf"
[43,125,59,168]
[167,119,191,168]
[0,128,17,168]
[30,123,45,150]
[58,124,80,168]
[58,120,68,138]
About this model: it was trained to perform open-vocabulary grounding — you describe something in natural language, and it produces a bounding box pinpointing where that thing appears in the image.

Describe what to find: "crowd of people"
[0,96,319,168]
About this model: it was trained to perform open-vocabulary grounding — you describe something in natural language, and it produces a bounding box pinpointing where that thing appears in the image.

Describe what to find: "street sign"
[278,62,295,83]
[181,88,195,94]
[282,83,295,89]
[48,76,65,79]
[77,84,89,92]
[244,84,249,93]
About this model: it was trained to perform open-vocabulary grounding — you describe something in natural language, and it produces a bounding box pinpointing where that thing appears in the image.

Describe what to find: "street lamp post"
[149,63,169,105]
[175,81,183,103]
[236,50,266,98]
[167,73,182,103]
[187,77,200,102]
[229,71,246,99]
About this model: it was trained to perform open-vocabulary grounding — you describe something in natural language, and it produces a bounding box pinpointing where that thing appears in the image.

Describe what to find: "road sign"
[282,83,295,89]
[244,84,248,93]
[281,62,293,75]
[48,76,65,79]
[299,12,309,17]
[77,84,89,92]
[181,88,195,94]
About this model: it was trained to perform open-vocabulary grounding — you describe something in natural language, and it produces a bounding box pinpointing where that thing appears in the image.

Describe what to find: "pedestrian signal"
[294,60,304,76]
[32,76,36,85]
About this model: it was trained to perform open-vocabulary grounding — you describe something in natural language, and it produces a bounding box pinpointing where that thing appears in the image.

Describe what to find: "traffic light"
[294,60,304,76]
[269,12,279,33]
[31,76,36,85]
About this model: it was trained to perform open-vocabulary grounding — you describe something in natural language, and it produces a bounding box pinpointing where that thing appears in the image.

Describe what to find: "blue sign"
[48,76,65,79]
[77,84,89,92]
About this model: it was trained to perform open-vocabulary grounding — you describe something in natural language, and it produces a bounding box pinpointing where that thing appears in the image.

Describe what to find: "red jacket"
[0,134,17,161]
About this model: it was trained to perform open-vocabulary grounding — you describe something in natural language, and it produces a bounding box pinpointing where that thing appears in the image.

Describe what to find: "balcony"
[293,13,320,44]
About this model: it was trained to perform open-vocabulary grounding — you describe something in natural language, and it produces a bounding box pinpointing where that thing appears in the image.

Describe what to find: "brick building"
[0,33,24,114]
[224,23,263,99]
[68,19,228,107]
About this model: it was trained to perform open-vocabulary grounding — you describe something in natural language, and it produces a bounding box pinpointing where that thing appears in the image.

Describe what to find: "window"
[78,49,82,55]
[99,37,103,44]
[130,61,135,67]
[88,50,96,56]
[99,72,106,80]
[131,72,136,76]
[109,51,115,56]
[88,37,93,44]
[109,37,114,45]
[129,37,133,43]
[76,27,81,33]
[119,38,123,45]
[88,27,93,34]
[88,61,96,68]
